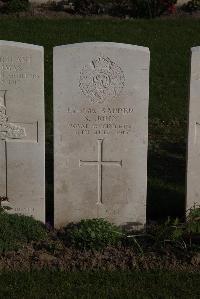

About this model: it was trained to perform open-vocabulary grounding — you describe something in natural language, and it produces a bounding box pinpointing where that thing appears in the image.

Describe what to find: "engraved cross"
[0,90,38,200]
[79,139,122,205]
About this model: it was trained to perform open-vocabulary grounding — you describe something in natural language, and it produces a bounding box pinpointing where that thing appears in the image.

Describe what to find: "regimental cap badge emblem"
[79,56,125,104]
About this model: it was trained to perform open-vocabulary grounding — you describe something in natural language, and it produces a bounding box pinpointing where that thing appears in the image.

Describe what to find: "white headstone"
[187,47,200,211]
[0,41,45,222]
[54,42,149,229]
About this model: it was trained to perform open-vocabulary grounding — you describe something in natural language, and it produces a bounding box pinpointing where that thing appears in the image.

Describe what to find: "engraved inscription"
[79,56,125,104]
[79,139,122,205]
[69,123,131,136]
[14,207,35,213]
[66,106,134,136]
[0,55,39,86]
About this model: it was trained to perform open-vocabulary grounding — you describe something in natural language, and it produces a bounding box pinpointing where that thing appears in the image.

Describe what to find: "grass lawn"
[0,17,199,221]
[0,270,199,299]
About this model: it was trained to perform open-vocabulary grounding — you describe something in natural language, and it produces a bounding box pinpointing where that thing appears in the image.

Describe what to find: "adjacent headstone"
[187,47,200,211]
[54,42,150,229]
[0,41,45,222]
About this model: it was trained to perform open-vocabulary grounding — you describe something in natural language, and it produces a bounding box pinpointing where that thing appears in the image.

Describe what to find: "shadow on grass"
[147,183,185,221]
[46,149,53,226]
[147,141,186,222]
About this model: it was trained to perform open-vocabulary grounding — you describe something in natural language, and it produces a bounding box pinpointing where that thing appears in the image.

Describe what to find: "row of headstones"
[0,40,198,229]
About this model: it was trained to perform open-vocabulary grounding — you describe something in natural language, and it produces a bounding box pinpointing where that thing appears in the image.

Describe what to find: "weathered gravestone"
[0,41,45,222]
[54,42,150,228]
[187,47,200,210]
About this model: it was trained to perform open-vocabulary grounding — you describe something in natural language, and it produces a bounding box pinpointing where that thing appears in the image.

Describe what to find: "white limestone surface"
[187,47,200,212]
[54,42,149,229]
[0,41,45,222]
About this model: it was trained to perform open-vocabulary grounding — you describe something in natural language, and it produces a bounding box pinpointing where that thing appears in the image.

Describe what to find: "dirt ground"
[0,237,199,272]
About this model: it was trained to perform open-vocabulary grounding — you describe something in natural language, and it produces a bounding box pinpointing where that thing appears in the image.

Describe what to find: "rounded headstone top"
[54,42,150,54]
[0,40,43,51]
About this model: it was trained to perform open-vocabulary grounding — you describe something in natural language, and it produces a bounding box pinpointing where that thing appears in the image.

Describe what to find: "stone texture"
[54,42,149,229]
[187,47,200,211]
[0,41,45,222]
